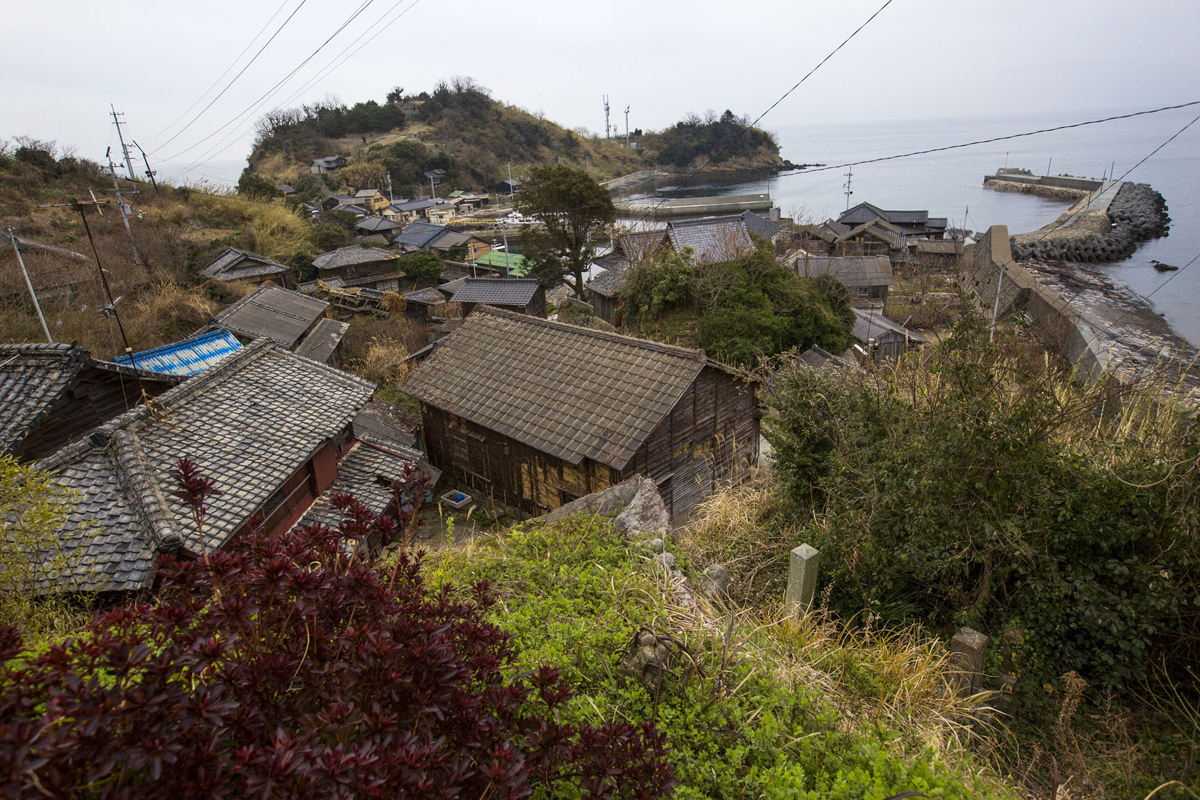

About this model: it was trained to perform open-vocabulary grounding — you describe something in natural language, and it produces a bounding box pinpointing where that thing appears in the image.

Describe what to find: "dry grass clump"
[352,337,411,387]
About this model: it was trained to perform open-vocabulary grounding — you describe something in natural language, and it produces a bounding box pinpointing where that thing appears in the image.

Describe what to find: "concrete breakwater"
[985,170,1171,264]
[1010,182,1170,263]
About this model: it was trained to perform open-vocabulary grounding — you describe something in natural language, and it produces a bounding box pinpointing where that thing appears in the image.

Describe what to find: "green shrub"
[763,321,1200,693]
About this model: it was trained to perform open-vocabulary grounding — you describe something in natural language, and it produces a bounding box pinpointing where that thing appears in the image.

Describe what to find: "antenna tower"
[603,95,611,139]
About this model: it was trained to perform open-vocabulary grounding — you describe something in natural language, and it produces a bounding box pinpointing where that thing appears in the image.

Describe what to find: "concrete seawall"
[964,225,1199,402]
[1010,182,1170,263]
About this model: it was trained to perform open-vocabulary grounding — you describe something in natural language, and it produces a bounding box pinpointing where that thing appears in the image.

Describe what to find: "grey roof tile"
[448,278,540,307]
[32,341,375,594]
[400,307,721,470]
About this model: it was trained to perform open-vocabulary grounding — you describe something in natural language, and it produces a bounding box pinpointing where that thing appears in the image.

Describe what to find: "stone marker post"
[786,544,819,615]
[950,627,989,696]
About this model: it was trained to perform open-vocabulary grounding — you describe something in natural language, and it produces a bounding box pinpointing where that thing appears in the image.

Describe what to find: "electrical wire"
[164,0,425,186]
[159,0,377,172]
[151,0,310,155]
[631,0,897,226]
[143,0,293,145]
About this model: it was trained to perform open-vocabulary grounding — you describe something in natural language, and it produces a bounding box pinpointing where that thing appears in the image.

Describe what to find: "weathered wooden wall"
[622,366,759,519]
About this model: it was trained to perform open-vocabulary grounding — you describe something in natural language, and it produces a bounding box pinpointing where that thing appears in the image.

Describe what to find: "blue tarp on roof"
[394,221,448,249]
[112,329,244,376]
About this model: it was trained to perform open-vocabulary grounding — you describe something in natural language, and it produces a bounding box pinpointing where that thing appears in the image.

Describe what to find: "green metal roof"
[475,250,528,276]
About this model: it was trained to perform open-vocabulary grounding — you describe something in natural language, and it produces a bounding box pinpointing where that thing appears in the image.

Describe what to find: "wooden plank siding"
[421,364,758,519]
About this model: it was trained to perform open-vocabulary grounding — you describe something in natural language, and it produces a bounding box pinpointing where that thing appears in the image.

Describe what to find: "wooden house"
[30,340,430,597]
[400,307,759,519]
[793,254,892,306]
[832,218,907,257]
[312,245,406,292]
[912,239,964,270]
[448,278,546,317]
[838,202,948,239]
[199,247,290,286]
[311,155,347,175]
[0,343,183,462]
[401,287,447,325]
[353,189,389,214]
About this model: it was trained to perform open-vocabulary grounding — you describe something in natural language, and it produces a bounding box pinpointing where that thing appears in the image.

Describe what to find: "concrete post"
[950,627,989,696]
[786,544,819,614]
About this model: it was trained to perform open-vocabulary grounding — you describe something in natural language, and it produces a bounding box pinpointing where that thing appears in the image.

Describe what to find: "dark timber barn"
[400,306,759,519]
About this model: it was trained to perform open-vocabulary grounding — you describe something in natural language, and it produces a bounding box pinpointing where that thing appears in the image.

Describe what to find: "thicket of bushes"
[763,318,1200,700]
[619,240,855,367]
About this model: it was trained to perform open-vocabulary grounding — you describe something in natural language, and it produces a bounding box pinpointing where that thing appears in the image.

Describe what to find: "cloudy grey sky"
[5,0,1198,184]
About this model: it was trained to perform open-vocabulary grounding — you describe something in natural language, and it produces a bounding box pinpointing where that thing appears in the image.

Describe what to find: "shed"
[199,247,290,286]
[473,250,528,276]
[585,265,627,326]
[793,255,892,305]
[400,307,759,518]
[448,277,546,318]
[851,309,928,364]
[0,343,183,462]
[402,286,447,324]
[210,284,330,349]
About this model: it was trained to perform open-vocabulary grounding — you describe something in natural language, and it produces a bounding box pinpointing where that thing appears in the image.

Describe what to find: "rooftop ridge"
[109,429,182,553]
[474,305,709,363]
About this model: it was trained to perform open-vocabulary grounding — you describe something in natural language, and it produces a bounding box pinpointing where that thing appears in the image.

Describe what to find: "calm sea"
[661,108,1200,345]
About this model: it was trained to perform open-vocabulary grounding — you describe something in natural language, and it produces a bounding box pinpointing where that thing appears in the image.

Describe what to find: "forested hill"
[246,79,786,202]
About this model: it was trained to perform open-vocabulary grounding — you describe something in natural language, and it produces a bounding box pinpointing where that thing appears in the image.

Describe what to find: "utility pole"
[110,105,137,182]
[843,167,854,210]
[507,162,515,204]
[387,172,394,204]
[106,150,145,267]
[74,201,134,360]
[604,95,611,139]
[131,140,159,195]
[624,105,630,148]
[8,228,53,343]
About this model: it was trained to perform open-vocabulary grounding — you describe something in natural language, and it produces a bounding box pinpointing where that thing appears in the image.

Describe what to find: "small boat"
[1151,260,1179,272]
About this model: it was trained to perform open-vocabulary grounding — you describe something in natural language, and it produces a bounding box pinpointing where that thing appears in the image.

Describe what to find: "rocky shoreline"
[1009,182,1170,263]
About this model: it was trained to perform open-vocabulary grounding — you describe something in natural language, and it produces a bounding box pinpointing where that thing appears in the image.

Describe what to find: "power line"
[159,0,376,171]
[632,0,897,226]
[795,101,1200,177]
[151,0,310,155]
[165,0,426,186]
[142,0,293,145]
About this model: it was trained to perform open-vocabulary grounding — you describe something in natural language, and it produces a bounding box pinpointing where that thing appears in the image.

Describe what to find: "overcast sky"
[4,0,1198,185]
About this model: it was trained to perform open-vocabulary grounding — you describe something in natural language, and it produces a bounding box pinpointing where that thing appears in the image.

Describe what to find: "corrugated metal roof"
[113,329,243,376]
[313,245,401,271]
[200,248,289,282]
[474,250,528,275]
[293,318,349,364]
[394,221,448,248]
[852,309,928,344]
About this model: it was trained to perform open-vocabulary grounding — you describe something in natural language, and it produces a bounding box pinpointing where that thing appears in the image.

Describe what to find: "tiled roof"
[394,221,448,249]
[212,284,330,348]
[293,318,349,364]
[34,340,375,593]
[113,329,244,376]
[355,189,381,199]
[353,398,419,448]
[356,216,401,233]
[0,343,88,455]
[449,278,541,307]
[586,264,627,298]
[404,287,447,306]
[400,307,717,470]
[294,438,436,531]
[836,218,906,250]
[667,216,755,264]
[200,247,289,281]
[794,256,892,288]
[838,202,942,230]
[740,210,781,240]
[313,245,401,271]
[0,343,183,457]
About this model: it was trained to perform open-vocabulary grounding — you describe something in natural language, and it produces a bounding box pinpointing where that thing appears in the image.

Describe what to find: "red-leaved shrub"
[0,497,673,798]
